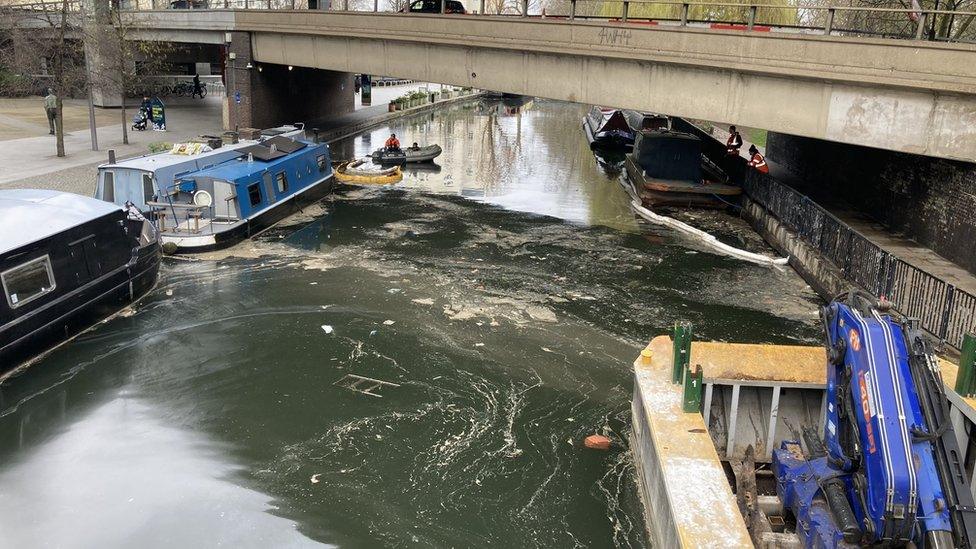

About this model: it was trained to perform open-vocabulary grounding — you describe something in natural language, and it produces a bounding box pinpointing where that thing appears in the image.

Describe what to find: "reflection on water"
[0,98,822,548]
[331,99,640,232]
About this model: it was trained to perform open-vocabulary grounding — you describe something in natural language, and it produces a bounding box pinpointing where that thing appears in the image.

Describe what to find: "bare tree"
[0,0,88,157]
[87,7,173,145]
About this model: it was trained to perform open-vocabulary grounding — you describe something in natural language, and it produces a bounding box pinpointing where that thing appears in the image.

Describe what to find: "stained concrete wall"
[224,31,353,130]
[766,132,976,275]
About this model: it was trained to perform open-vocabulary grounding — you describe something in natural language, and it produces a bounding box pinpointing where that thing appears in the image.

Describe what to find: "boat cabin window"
[103,171,115,203]
[2,255,56,309]
[275,172,288,194]
[247,183,262,207]
[142,173,155,202]
[316,155,327,173]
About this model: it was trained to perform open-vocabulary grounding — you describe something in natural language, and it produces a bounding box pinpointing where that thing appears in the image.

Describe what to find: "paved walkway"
[0,96,224,194]
[0,83,458,196]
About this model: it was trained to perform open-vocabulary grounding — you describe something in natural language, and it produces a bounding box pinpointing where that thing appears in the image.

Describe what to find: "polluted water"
[0,99,822,548]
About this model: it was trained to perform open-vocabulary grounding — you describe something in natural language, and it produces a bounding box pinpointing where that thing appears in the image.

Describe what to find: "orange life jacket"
[385,137,400,149]
[749,152,769,173]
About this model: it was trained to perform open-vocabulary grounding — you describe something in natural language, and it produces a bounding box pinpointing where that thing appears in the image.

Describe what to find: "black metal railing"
[743,171,976,351]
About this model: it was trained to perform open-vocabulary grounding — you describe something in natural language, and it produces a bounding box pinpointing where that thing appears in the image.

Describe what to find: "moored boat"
[624,127,739,208]
[335,160,403,185]
[371,144,442,164]
[95,124,306,213]
[583,106,636,151]
[0,190,161,375]
[140,134,335,253]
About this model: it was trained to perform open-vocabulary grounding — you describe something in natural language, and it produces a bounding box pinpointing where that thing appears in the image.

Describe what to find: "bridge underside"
[252,32,975,162]
[122,11,976,161]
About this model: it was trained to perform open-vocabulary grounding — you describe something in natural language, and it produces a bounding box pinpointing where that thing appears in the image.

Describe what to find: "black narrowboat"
[624,128,741,208]
[0,190,161,376]
[583,107,636,151]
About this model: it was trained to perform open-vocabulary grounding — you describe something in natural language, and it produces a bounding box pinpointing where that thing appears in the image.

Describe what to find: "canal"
[0,98,823,548]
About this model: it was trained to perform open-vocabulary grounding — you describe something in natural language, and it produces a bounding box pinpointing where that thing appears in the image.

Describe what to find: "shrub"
[148,141,172,153]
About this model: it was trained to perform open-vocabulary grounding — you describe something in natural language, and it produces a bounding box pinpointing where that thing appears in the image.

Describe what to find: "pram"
[132,109,149,131]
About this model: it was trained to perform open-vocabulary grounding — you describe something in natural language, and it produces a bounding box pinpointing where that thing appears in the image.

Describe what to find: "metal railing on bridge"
[743,171,976,352]
[5,0,975,44]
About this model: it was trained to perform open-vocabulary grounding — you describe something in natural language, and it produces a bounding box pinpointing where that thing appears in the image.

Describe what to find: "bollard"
[956,333,976,397]
[672,322,692,384]
[683,364,703,413]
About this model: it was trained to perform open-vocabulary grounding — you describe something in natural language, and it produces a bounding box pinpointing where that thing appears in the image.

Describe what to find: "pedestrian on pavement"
[747,144,769,174]
[44,88,58,135]
[192,74,204,99]
[726,125,742,156]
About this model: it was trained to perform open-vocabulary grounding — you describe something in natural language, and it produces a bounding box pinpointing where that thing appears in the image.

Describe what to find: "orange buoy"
[584,434,611,450]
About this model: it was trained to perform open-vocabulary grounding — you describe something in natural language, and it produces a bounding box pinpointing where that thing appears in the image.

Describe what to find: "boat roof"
[97,141,251,172]
[0,189,122,255]
[187,139,317,182]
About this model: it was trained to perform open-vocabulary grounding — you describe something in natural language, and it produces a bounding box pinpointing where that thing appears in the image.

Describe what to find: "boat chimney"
[108,149,116,164]
[247,152,254,163]
[312,128,321,143]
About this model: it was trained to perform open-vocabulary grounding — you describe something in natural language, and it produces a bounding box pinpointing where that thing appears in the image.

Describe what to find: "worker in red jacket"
[726,125,742,156]
[747,144,769,174]
[384,133,401,152]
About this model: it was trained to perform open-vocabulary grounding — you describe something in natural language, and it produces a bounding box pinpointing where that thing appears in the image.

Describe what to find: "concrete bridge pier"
[224,31,353,131]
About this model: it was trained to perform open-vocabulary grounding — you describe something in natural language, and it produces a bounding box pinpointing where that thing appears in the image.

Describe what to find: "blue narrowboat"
[97,130,334,253]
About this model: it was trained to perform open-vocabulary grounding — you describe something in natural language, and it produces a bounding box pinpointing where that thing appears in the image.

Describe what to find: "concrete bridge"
[126,9,976,162]
[11,4,976,161]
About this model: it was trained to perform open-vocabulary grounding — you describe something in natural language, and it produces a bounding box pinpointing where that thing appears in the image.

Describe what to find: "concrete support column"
[224,31,354,131]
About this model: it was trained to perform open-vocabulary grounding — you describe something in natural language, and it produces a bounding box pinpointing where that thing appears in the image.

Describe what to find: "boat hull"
[161,175,336,253]
[624,155,740,209]
[371,145,442,164]
[584,121,635,151]
[0,241,161,377]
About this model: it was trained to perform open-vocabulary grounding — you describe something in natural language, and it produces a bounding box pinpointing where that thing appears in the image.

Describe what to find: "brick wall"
[766,132,976,275]
[225,32,353,130]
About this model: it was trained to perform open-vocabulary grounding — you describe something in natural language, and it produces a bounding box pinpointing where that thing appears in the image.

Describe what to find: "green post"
[683,365,703,413]
[672,322,692,384]
[957,333,976,397]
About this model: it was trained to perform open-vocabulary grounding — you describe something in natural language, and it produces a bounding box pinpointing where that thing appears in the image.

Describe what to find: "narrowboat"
[583,107,636,151]
[624,128,740,208]
[146,135,333,253]
[0,189,161,375]
[95,124,305,213]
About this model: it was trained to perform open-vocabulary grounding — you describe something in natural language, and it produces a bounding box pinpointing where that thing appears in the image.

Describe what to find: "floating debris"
[310,474,321,484]
[321,325,334,334]
[334,373,400,398]
[382,320,396,326]
[584,434,612,451]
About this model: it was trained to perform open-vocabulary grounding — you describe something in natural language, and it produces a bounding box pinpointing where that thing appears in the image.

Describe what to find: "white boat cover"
[0,189,122,255]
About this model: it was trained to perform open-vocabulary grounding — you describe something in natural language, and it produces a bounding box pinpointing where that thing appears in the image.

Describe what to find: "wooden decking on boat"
[642,178,741,196]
